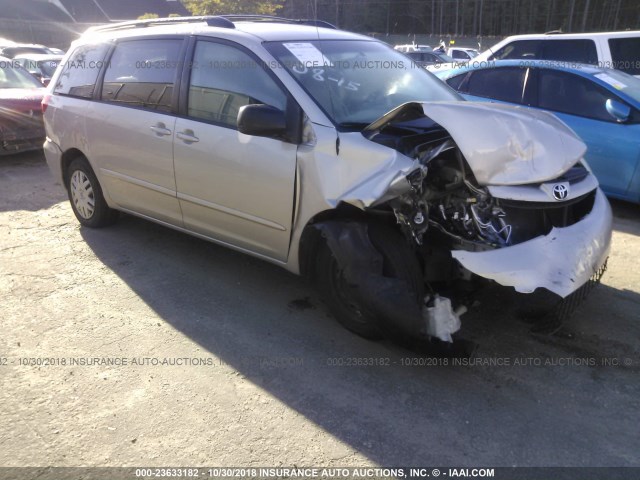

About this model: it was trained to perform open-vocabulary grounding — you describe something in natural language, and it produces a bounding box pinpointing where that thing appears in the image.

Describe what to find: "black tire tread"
[316,221,424,340]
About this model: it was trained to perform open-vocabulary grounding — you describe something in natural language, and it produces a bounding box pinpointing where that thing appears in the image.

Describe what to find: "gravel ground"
[1,151,639,469]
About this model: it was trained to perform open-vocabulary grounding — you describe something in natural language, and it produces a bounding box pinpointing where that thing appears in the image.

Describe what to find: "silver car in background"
[43,16,611,347]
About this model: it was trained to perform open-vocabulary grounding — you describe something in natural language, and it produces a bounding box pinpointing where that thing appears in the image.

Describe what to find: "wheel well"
[298,202,397,280]
[60,148,88,190]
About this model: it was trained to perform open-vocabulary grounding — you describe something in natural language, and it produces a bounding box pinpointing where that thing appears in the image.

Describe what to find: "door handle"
[150,123,172,136]
[177,130,200,143]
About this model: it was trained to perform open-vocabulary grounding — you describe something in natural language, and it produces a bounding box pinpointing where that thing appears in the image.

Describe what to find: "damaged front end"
[313,101,612,344]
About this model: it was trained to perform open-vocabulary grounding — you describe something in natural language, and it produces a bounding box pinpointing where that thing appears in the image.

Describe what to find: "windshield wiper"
[337,121,370,130]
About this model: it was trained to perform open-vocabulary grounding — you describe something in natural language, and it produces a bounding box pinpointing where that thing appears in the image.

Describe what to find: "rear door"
[173,38,298,261]
[84,37,186,225]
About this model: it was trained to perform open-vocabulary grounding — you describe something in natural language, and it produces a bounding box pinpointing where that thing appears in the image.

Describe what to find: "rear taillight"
[41,94,51,114]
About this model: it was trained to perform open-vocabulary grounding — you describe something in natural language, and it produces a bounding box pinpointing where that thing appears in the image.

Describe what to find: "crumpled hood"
[420,101,587,185]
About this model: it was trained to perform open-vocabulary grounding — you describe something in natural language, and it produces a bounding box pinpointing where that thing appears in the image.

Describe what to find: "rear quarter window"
[54,43,110,99]
[491,39,597,65]
[608,37,640,75]
[100,39,183,112]
[491,40,540,60]
[540,39,598,65]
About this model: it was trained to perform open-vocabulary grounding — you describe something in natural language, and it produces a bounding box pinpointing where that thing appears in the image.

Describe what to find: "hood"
[364,101,587,186]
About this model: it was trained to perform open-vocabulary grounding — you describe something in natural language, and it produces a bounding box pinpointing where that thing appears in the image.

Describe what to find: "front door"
[173,39,297,261]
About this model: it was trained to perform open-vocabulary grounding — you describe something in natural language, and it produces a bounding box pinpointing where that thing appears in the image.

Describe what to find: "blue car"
[435,60,640,203]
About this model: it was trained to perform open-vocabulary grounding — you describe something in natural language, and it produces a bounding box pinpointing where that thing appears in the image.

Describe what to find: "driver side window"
[188,41,287,128]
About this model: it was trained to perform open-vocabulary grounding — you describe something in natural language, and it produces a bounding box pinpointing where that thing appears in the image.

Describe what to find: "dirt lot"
[1,151,639,469]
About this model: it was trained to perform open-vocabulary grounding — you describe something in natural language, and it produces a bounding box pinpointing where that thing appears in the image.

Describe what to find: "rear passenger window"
[537,69,614,121]
[491,40,540,60]
[187,41,286,128]
[462,67,528,104]
[609,38,640,75]
[540,40,597,65]
[53,43,110,98]
[446,73,469,90]
[101,39,183,112]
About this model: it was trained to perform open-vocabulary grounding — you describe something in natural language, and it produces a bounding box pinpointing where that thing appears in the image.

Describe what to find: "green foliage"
[137,13,160,20]
[184,0,283,16]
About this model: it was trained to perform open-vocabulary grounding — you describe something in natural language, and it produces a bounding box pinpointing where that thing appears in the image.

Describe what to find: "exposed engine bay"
[363,102,597,254]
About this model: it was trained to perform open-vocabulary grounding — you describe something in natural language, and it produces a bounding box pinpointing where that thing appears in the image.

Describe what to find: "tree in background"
[281,0,639,37]
[137,13,159,20]
[184,0,284,15]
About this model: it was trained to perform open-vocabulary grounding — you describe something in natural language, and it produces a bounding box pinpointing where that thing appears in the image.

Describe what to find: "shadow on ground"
[79,212,640,467]
[610,199,640,236]
[0,150,66,212]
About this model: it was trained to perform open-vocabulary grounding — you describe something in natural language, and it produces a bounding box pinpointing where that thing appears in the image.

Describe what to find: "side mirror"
[237,104,287,138]
[606,99,631,123]
[41,77,51,87]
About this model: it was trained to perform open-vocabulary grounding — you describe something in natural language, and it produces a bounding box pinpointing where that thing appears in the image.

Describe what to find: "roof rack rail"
[86,15,337,34]
[86,16,235,33]
[218,15,337,29]
[545,29,564,34]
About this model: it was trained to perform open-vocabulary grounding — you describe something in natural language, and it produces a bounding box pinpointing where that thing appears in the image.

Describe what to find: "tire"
[66,157,118,228]
[316,222,424,340]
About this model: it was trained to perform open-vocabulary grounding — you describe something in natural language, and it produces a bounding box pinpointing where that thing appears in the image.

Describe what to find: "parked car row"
[394,42,480,66]
[0,39,65,154]
[2,27,638,205]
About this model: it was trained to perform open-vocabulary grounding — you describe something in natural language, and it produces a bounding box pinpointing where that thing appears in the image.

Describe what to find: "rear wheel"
[316,222,424,340]
[66,157,118,228]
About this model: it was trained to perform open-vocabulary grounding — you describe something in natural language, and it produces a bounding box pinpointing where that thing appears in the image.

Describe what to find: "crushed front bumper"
[451,189,612,299]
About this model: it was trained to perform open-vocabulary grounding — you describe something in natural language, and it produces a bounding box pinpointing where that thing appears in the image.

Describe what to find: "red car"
[0,56,46,155]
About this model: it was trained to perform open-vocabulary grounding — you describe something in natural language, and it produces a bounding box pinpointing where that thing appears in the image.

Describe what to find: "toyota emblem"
[552,184,569,201]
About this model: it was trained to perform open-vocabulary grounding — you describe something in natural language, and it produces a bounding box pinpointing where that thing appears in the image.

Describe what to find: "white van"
[474,31,640,76]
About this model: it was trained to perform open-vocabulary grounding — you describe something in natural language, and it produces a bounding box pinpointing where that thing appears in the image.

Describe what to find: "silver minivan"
[43,16,612,345]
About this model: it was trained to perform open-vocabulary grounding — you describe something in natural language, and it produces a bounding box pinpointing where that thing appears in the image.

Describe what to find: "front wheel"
[66,157,118,228]
[316,222,424,340]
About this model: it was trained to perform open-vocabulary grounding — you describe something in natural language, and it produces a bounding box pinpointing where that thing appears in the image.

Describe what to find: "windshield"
[0,63,42,89]
[265,40,461,128]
